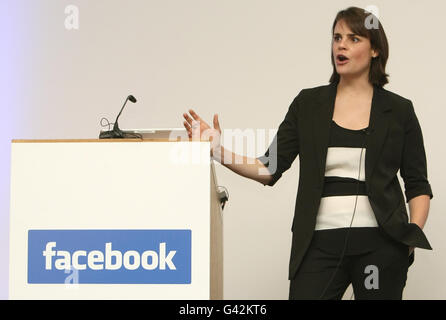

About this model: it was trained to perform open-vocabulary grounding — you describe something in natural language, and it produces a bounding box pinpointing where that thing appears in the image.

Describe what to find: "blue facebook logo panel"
[28,229,191,284]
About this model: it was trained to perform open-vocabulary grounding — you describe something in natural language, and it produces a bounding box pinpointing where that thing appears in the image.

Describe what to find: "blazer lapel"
[311,81,392,189]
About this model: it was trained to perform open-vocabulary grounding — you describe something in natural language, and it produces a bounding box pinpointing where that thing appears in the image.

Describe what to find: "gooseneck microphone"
[113,95,137,132]
[99,95,138,139]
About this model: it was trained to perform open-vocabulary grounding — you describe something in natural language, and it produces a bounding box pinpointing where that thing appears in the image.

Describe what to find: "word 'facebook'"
[43,242,176,271]
[28,230,191,284]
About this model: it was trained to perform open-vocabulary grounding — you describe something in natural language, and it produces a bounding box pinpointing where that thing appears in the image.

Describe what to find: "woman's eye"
[333,36,360,42]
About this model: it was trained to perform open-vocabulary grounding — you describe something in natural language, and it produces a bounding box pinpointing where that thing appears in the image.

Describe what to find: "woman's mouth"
[336,55,349,65]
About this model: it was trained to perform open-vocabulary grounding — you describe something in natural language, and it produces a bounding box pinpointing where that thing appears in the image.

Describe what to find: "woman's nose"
[333,37,347,49]
[337,40,347,49]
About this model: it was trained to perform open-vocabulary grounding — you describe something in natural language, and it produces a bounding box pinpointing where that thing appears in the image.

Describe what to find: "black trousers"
[289,227,410,300]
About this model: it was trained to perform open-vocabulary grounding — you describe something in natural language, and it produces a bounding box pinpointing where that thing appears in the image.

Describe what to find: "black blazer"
[258,81,433,280]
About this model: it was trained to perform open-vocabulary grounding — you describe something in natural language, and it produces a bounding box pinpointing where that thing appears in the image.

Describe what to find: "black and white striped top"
[309,119,395,255]
[314,119,378,231]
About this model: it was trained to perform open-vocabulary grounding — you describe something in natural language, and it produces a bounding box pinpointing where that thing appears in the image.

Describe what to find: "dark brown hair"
[329,6,390,87]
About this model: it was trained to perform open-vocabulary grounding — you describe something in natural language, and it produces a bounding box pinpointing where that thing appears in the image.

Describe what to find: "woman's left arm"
[409,194,430,230]
[400,100,433,255]
[408,194,431,255]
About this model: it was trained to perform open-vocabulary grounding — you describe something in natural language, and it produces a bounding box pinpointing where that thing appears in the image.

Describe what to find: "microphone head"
[128,95,137,103]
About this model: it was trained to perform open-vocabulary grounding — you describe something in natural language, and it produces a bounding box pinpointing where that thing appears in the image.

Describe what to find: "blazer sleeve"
[400,100,433,203]
[257,92,302,187]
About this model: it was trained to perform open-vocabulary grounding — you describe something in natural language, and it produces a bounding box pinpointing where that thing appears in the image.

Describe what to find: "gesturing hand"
[183,109,222,158]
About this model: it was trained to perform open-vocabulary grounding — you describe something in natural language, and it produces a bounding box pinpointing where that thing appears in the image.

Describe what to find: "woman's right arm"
[212,146,273,186]
[184,92,302,188]
[182,109,272,186]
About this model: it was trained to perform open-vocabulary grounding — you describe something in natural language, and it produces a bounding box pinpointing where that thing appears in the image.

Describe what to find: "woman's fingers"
[189,109,202,122]
[213,114,221,132]
[183,112,193,125]
[183,112,199,138]
[183,109,217,140]
[183,120,191,132]
[183,121,194,139]
[184,111,203,129]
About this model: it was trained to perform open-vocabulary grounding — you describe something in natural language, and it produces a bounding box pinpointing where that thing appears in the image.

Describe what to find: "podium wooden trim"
[210,160,223,300]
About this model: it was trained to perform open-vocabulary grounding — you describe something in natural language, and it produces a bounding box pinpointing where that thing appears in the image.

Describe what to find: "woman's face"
[332,19,378,79]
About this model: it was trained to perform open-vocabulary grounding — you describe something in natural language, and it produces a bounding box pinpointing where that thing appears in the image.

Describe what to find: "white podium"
[9,139,223,299]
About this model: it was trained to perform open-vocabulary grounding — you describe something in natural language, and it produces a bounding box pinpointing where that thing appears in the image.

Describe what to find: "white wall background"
[1,0,445,299]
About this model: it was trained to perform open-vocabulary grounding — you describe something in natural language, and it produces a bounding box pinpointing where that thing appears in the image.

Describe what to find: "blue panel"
[28,230,191,284]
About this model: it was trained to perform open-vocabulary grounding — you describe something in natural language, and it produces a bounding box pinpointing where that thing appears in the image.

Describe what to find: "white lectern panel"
[10,141,212,299]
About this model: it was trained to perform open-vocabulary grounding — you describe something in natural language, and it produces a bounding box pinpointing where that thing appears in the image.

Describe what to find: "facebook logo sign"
[28,230,191,284]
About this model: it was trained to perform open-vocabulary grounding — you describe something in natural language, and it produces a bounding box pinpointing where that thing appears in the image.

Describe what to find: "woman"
[182,7,433,300]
